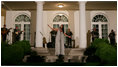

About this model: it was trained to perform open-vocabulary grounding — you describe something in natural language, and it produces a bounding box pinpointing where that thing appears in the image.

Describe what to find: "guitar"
[15,30,24,35]
[1,28,12,35]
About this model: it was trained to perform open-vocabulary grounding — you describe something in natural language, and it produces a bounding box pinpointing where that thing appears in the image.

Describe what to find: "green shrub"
[1,42,10,52]
[84,38,117,65]
[91,39,110,48]
[103,38,110,44]
[2,44,24,65]
[1,41,10,48]
[13,40,31,55]
[84,45,96,56]
[1,40,31,65]
[95,42,117,65]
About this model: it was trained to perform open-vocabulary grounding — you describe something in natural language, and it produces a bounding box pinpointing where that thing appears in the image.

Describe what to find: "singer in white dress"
[48,24,71,56]
[55,27,65,55]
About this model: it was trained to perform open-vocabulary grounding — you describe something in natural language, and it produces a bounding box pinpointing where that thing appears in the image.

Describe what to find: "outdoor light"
[57,3,64,8]
[59,14,63,16]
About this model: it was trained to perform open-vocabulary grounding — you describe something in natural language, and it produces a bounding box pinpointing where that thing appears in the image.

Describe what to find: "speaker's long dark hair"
[62,25,64,33]
[60,25,64,33]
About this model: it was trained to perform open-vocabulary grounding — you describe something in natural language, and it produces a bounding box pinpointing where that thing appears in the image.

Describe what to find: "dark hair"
[61,25,64,33]
[4,24,6,26]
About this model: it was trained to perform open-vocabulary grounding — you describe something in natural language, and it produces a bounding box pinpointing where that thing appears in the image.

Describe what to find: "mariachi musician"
[1,24,12,42]
[13,26,24,43]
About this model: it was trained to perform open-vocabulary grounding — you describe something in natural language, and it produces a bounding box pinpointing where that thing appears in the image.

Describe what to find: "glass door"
[24,24,30,41]
[92,24,99,34]
[15,23,30,41]
[92,24,108,39]
[102,24,108,39]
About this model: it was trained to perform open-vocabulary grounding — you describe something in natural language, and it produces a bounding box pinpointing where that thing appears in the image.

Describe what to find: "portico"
[1,1,117,64]
[35,1,87,48]
[2,1,117,50]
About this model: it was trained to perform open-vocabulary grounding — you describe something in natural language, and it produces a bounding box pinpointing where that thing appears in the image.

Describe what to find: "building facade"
[1,1,117,48]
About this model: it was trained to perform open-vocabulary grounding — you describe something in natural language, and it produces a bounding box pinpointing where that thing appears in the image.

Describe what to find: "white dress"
[55,30,65,55]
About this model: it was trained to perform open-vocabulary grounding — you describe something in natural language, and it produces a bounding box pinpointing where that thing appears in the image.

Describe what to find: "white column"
[74,11,79,47]
[36,1,44,47]
[79,1,87,48]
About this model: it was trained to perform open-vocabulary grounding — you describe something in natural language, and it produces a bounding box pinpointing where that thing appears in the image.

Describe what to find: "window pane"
[53,24,59,28]
[102,24,108,39]
[92,15,108,22]
[93,24,99,33]
[15,14,31,22]
[53,24,56,28]
[53,15,68,22]
[24,24,30,41]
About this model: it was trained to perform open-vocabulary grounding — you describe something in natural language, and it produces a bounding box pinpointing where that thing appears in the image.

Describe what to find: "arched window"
[53,14,68,44]
[15,14,30,41]
[15,14,31,22]
[92,14,108,39]
[92,15,108,22]
[53,15,68,22]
